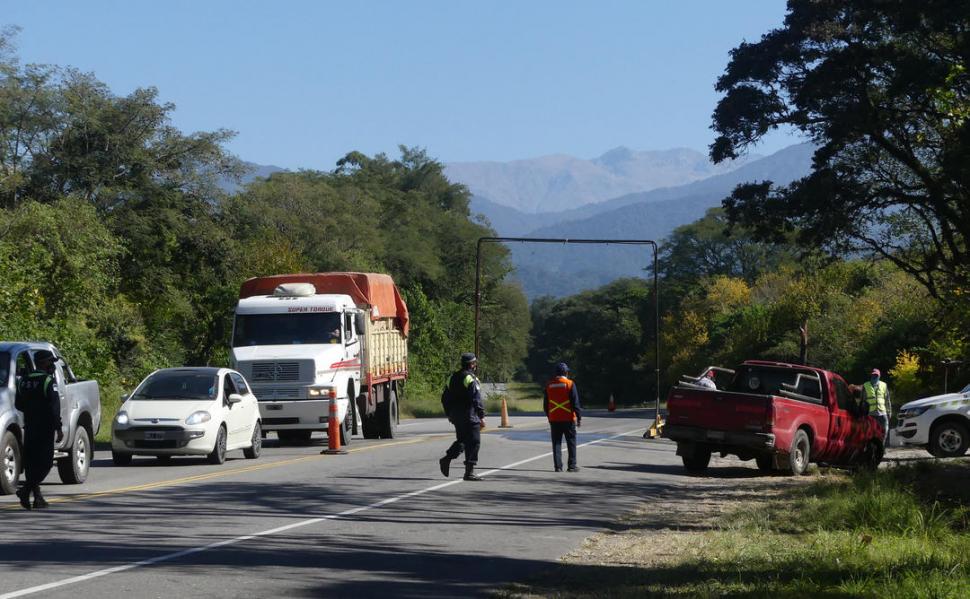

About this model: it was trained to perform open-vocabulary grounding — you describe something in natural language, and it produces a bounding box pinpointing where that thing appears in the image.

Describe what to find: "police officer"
[544,362,582,472]
[863,368,890,442]
[15,349,63,510]
[438,353,486,481]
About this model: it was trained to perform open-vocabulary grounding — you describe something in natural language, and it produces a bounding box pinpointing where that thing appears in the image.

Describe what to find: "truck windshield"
[132,371,218,400]
[232,313,342,346]
[726,366,823,401]
[0,352,9,386]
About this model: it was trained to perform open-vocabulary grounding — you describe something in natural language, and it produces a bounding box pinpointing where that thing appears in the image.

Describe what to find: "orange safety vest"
[545,376,576,423]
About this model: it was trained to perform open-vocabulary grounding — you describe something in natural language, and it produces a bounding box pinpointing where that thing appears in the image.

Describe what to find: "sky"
[2,0,798,170]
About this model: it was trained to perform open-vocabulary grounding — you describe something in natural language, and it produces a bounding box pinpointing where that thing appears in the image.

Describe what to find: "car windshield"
[726,365,823,401]
[0,352,9,386]
[232,313,342,346]
[132,371,218,400]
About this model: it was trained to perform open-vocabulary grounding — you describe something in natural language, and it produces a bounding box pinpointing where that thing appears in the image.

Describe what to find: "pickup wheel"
[681,446,711,473]
[861,439,884,471]
[1,430,22,495]
[244,421,262,459]
[755,454,774,473]
[929,420,970,457]
[58,425,90,484]
[788,429,811,475]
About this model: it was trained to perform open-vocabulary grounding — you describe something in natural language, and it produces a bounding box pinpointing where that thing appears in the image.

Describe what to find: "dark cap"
[34,350,57,365]
[556,362,569,375]
[460,352,477,366]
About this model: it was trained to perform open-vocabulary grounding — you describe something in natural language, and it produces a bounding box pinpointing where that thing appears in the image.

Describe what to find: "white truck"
[895,383,970,457]
[230,272,408,444]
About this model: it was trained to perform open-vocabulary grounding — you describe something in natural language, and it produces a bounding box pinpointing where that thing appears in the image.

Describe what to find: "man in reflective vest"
[863,368,889,441]
[544,362,582,472]
[438,353,486,481]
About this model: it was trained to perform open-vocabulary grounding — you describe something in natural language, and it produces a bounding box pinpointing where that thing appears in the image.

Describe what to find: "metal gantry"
[474,236,662,422]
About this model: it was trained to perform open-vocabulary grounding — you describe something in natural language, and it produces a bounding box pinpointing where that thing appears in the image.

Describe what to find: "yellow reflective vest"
[863,380,888,414]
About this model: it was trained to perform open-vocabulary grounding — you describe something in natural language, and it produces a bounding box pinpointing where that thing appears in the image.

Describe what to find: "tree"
[712,0,970,301]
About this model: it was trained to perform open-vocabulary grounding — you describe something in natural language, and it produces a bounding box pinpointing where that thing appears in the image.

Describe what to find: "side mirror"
[120,394,129,402]
[227,393,243,405]
[354,312,366,335]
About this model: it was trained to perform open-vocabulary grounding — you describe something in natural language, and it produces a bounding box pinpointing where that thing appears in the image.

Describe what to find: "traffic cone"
[321,399,348,455]
[608,394,616,412]
[499,397,513,428]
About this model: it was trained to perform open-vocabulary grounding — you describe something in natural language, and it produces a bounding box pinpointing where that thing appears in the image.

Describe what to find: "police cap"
[460,352,477,366]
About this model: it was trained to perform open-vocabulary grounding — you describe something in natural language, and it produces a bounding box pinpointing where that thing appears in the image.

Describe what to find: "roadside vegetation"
[500,461,970,598]
[401,382,543,419]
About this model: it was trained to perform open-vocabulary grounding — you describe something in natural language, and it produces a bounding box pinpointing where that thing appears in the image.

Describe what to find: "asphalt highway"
[1,410,697,598]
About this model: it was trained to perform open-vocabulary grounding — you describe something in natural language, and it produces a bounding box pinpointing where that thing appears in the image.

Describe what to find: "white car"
[894,383,970,457]
[112,367,261,465]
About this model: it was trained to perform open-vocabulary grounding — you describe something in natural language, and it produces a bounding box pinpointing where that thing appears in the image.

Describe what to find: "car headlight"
[898,406,931,419]
[185,411,211,425]
[115,411,129,426]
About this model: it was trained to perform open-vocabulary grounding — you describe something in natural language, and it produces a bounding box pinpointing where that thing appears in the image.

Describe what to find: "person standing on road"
[14,350,63,510]
[438,353,486,481]
[544,362,582,472]
[863,368,890,442]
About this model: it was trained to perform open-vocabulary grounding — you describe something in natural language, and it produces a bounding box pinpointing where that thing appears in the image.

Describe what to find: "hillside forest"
[3,0,970,422]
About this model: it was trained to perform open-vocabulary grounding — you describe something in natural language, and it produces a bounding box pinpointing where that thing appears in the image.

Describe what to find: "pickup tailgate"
[666,388,771,433]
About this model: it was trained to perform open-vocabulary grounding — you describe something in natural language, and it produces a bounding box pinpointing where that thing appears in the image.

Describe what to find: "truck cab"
[230,283,363,445]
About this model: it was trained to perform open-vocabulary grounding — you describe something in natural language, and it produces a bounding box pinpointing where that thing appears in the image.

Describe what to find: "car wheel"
[929,420,970,458]
[1,430,22,495]
[755,454,774,473]
[244,421,262,459]
[112,451,132,466]
[788,429,811,475]
[681,444,711,473]
[207,426,227,465]
[58,425,90,484]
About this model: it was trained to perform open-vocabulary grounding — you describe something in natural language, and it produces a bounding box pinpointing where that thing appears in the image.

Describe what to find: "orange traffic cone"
[321,399,348,455]
[608,394,616,412]
[499,397,513,428]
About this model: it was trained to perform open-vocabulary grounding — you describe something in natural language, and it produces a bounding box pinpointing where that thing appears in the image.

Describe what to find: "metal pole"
[474,238,484,359]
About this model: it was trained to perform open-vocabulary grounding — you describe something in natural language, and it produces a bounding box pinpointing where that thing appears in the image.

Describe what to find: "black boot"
[463,464,482,481]
[439,456,451,478]
[15,486,32,510]
[32,487,49,509]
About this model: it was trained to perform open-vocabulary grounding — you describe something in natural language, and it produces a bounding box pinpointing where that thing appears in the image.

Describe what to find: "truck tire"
[929,420,970,457]
[755,454,774,473]
[362,384,382,439]
[788,429,811,475]
[1,430,21,495]
[244,421,262,459]
[681,446,711,473]
[340,410,351,446]
[379,386,398,439]
[57,425,91,484]
[207,425,227,465]
[112,451,132,466]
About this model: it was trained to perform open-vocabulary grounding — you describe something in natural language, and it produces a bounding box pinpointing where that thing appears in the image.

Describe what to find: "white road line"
[1,426,644,599]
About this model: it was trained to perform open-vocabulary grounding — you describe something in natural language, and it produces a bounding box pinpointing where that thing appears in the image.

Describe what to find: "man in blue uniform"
[15,350,63,510]
[438,353,486,481]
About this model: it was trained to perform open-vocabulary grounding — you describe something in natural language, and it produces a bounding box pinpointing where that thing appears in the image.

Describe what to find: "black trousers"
[445,421,481,466]
[550,421,577,470]
[23,427,55,490]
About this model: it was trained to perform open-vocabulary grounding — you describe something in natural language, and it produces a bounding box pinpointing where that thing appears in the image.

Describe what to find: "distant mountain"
[505,143,815,298]
[218,161,287,193]
[447,147,757,214]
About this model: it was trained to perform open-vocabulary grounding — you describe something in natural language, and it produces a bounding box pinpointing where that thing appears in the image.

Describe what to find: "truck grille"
[253,386,301,400]
[250,361,302,382]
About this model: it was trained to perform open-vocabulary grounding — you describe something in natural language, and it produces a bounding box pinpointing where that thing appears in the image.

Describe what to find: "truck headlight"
[115,411,129,426]
[185,411,211,425]
[308,387,337,398]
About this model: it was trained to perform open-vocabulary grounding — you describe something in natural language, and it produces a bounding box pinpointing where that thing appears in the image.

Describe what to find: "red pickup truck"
[663,361,885,475]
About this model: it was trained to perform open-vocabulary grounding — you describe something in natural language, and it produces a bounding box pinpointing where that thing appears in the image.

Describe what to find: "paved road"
[1,410,699,598]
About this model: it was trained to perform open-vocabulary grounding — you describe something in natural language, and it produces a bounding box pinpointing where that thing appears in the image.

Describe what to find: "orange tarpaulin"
[239,272,409,336]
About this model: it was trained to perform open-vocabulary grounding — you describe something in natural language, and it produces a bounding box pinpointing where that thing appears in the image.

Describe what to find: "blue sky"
[3,1,797,170]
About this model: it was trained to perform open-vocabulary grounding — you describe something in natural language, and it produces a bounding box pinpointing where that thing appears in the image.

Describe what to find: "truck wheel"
[58,425,91,484]
[755,454,774,473]
[207,426,227,465]
[929,420,970,457]
[112,451,132,466]
[681,446,711,473]
[362,384,382,439]
[340,410,351,446]
[1,430,22,495]
[244,421,262,459]
[379,386,398,439]
[788,429,811,475]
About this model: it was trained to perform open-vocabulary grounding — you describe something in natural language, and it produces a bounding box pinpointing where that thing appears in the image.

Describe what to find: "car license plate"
[707,430,726,440]
[144,432,164,440]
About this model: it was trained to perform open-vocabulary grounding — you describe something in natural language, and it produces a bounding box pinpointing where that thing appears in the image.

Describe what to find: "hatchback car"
[112,367,261,465]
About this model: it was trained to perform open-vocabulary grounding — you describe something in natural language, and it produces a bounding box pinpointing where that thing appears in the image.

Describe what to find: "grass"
[498,461,970,598]
[401,381,544,419]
